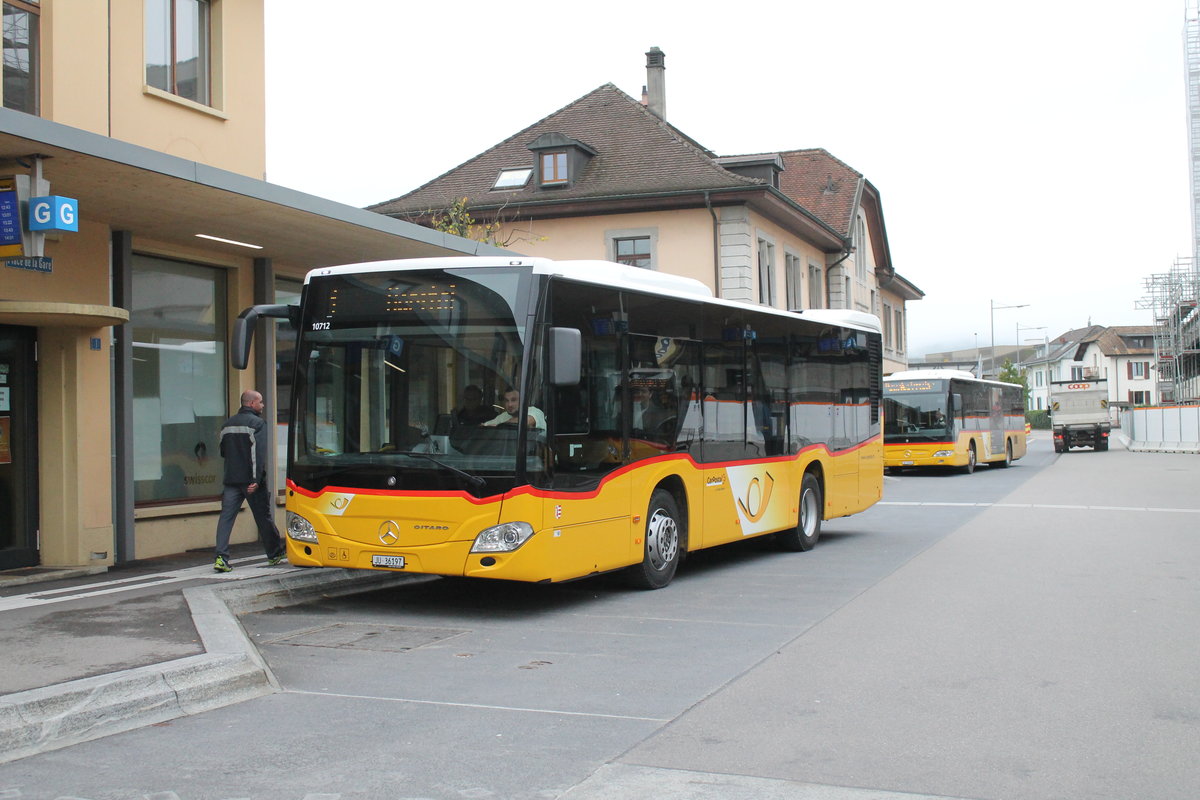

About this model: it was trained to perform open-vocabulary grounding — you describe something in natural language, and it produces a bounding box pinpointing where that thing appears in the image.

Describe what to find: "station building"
[0,1,499,573]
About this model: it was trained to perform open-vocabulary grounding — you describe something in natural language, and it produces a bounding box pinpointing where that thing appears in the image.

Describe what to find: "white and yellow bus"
[882,369,1027,474]
[235,257,883,589]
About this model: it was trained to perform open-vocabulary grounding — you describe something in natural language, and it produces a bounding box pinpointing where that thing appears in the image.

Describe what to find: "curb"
[0,567,415,764]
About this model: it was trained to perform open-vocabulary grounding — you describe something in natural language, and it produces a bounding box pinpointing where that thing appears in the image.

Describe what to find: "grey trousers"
[214,482,285,559]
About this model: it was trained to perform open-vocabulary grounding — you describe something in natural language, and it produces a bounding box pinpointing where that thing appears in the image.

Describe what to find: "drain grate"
[273,623,468,652]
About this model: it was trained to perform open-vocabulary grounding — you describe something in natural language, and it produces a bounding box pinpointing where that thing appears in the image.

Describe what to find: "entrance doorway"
[0,325,38,570]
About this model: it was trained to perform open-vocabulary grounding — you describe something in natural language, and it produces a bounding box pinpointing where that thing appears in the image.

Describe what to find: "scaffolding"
[1137,257,1200,403]
[1189,0,1200,260]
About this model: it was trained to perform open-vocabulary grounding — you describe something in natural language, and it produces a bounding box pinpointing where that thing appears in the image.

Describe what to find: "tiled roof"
[777,149,863,236]
[368,84,761,216]
[1093,325,1157,356]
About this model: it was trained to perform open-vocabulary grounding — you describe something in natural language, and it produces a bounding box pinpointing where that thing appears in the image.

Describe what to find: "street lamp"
[990,300,1028,377]
[1015,323,1046,366]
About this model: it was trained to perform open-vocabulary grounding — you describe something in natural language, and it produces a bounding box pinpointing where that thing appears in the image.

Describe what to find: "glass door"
[0,324,38,570]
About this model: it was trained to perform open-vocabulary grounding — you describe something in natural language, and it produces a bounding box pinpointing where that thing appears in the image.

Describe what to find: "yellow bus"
[882,369,1027,474]
[234,257,883,589]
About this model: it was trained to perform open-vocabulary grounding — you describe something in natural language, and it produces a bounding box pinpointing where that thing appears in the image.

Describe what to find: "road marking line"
[284,688,669,722]
[0,558,298,613]
[877,501,1200,514]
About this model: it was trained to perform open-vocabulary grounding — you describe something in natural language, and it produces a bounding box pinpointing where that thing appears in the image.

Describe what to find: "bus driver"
[482,387,545,430]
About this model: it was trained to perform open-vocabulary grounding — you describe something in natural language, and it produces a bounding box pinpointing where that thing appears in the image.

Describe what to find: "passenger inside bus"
[455,384,495,427]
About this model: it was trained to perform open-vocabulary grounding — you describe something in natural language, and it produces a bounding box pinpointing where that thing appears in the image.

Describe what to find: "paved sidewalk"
[0,545,415,764]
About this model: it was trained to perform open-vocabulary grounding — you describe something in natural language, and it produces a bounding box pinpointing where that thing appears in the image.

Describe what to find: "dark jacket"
[219,405,269,486]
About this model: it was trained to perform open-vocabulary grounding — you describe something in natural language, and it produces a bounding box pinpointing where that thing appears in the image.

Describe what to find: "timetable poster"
[0,188,22,258]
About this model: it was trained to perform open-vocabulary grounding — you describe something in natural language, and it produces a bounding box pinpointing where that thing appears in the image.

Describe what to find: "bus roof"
[886,368,1014,389]
[304,256,881,335]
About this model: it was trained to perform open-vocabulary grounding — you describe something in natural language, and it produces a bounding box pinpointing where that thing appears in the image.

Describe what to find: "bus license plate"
[372,555,406,569]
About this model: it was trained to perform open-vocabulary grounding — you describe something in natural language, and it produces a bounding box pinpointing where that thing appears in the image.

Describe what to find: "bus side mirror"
[548,327,582,386]
[231,304,299,370]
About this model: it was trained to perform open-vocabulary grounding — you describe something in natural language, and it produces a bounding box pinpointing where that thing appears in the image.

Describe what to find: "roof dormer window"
[493,167,532,190]
[540,152,568,186]
[527,132,596,191]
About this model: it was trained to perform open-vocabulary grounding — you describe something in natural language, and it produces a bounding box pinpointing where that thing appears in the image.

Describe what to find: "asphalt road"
[1,434,1197,800]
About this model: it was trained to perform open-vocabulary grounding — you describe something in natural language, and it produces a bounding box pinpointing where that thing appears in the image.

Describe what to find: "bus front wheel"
[961,442,977,474]
[777,472,822,552]
[626,489,682,590]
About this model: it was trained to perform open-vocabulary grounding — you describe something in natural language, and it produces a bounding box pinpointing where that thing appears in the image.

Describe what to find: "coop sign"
[28,195,78,232]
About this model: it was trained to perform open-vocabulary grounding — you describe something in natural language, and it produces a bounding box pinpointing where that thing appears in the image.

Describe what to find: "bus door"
[988,387,1004,458]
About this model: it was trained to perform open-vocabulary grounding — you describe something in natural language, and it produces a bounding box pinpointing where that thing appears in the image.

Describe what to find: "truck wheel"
[961,442,977,474]
[777,472,822,552]
[1096,440,1108,452]
[626,489,683,589]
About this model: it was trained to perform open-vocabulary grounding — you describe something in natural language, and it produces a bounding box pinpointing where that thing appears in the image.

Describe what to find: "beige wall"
[40,0,266,178]
[498,206,827,308]
[2,220,111,305]
[40,1,110,131]
[499,208,716,287]
[37,326,115,565]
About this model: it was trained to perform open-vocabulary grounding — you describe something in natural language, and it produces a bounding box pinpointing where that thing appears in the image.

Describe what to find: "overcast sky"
[264,0,1193,357]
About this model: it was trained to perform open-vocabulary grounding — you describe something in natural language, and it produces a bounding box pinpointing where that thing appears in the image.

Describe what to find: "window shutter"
[1127,362,1132,379]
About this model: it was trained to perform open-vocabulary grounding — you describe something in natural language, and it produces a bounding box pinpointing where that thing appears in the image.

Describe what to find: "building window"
[757,236,776,306]
[274,277,302,496]
[1070,366,1084,381]
[1129,361,1148,379]
[1129,390,1149,406]
[854,214,868,280]
[2,1,39,114]
[614,236,651,268]
[131,255,227,504]
[785,252,803,310]
[145,0,211,105]
[492,167,532,190]
[882,302,893,349]
[808,262,824,309]
[893,308,904,352]
[607,228,656,270]
[540,151,568,185]
[1035,370,1043,387]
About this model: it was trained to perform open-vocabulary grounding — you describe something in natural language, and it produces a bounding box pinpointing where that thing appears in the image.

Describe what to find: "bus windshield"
[883,388,950,440]
[290,266,543,493]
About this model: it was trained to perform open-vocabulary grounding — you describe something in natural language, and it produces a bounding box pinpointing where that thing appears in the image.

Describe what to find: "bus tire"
[991,439,1013,468]
[626,489,682,590]
[777,472,822,552]
[961,442,977,474]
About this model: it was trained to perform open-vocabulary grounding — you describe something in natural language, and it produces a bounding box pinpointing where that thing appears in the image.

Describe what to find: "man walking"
[214,389,287,572]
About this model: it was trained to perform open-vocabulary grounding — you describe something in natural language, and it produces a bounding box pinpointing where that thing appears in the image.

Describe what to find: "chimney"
[645,46,666,119]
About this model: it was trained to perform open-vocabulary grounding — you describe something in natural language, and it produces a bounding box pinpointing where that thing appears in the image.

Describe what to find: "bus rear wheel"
[777,472,822,552]
[991,439,1013,468]
[626,489,682,590]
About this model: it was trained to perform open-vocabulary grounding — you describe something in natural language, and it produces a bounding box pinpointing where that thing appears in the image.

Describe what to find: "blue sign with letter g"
[28,196,79,232]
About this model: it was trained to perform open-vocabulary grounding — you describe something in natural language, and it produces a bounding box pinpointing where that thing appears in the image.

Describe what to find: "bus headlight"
[286,512,319,543]
[933,450,954,458]
[471,522,535,553]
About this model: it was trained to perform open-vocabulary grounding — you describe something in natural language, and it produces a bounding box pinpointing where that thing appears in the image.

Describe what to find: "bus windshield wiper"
[399,451,487,489]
